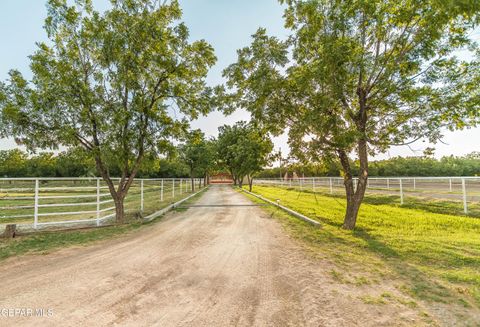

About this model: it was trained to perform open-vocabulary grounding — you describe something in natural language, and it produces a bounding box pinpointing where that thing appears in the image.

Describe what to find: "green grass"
[0,181,199,225]
[268,184,480,217]
[0,222,145,261]
[0,186,208,261]
[243,185,480,310]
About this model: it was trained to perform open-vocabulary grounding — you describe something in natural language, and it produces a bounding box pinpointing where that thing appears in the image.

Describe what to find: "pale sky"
[0,0,479,160]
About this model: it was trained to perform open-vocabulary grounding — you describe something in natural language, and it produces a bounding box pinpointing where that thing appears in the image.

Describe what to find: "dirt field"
[0,185,425,326]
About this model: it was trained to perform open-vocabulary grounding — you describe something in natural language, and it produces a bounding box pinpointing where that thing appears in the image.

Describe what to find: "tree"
[0,0,216,223]
[0,149,28,177]
[178,130,215,191]
[56,147,96,177]
[26,152,57,177]
[216,121,273,191]
[221,0,480,229]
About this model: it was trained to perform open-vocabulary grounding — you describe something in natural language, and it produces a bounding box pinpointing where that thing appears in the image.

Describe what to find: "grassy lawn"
[0,187,207,261]
[243,185,480,313]
[266,183,480,217]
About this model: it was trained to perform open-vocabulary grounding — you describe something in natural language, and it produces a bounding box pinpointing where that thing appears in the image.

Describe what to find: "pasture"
[244,185,480,312]
[0,178,203,230]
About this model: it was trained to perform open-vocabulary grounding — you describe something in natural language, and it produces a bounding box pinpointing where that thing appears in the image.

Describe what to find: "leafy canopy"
[216,121,274,182]
[178,129,216,178]
[222,0,480,162]
[0,0,216,179]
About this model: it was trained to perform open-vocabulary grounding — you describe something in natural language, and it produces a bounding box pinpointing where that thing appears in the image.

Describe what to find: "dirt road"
[0,185,421,326]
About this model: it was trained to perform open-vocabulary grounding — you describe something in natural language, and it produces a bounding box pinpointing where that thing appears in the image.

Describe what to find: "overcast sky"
[0,0,479,159]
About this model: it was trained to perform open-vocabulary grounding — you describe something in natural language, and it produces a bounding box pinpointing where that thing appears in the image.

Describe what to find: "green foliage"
[0,148,191,178]
[258,152,480,178]
[0,0,216,221]
[0,148,94,177]
[178,129,216,180]
[216,121,274,186]
[222,0,480,228]
[0,149,28,177]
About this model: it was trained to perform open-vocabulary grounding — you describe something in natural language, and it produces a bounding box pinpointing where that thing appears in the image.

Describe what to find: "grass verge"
[241,185,480,319]
[0,222,145,261]
[0,187,208,261]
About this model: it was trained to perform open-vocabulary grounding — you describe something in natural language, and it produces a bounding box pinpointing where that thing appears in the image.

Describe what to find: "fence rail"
[0,177,205,231]
[253,176,480,216]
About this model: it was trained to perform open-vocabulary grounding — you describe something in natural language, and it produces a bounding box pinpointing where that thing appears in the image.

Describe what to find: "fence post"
[399,178,404,205]
[462,178,468,214]
[34,179,39,229]
[161,179,164,202]
[413,178,416,190]
[180,179,182,194]
[329,178,333,194]
[96,178,101,226]
[172,178,175,198]
[289,178,292,188]
[449,178,452,192]
[312,177,316,193]
[387,178,390,190]
[140,179,144,213]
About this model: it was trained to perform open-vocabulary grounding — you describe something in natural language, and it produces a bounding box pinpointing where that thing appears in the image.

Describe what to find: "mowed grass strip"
[245,185,480,309]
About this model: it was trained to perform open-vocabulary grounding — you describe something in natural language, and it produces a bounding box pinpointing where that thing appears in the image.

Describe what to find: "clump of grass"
[360,295,387,305]
[330,269,349,283]
[354,276,372,286]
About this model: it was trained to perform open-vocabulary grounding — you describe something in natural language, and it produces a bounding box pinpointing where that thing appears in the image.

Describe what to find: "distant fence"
[0,177,205,232]
[253,177,480,216]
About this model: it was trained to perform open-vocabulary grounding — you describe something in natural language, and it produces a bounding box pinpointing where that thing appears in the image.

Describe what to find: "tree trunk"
[2,224,16,238]
[248,175,254,192]
[93,155,140,225]
[190,167,195,192]
[338,145,368,230]
[113,196,126,224]
[342,174,362,230]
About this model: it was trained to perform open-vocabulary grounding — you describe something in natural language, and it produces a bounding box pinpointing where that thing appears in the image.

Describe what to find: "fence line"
[253,176,480,216]
[0,177,206,231]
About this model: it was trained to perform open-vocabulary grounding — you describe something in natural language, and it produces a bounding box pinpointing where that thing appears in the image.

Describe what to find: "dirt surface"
[0,185,424,326]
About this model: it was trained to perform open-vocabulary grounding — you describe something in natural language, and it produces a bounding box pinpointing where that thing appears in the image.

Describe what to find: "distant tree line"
[258,153,480,178]
[0,121,275,184]
[0,148,191,178]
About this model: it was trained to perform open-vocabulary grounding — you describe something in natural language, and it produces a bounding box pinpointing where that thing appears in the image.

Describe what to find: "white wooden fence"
[0,177,204,230]
[253,176,480,215]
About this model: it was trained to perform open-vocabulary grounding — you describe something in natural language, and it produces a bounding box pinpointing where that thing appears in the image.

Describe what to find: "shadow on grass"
[284,187,480,218]
[352,227,464,305]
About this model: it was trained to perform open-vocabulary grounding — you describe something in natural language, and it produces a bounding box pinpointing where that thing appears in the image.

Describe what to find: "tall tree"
[221,0,480,229]
[178,130,215,191]
[0,0,216,222]
[217,121,273,190]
